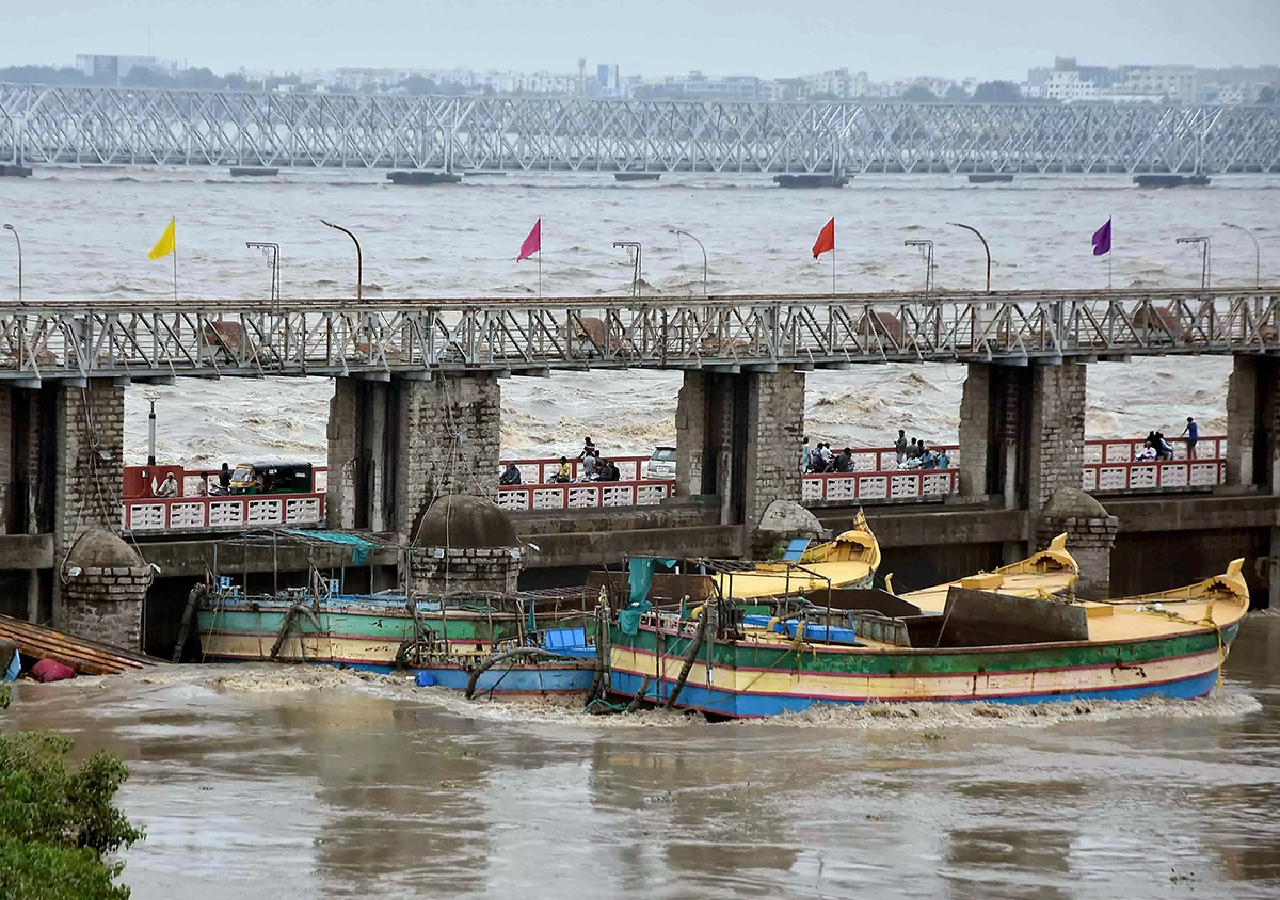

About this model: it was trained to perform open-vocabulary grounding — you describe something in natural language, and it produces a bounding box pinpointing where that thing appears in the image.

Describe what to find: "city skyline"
[7,0,1279,82]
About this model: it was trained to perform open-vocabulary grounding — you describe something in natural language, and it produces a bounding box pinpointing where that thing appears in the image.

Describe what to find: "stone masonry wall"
[411,547,522,597]
[674,370,707,497]
[957,364,991,497]
[1227,355,1280,492]
[1027,361,1086,518]
[743,366,805,533]
[1035,515,1118,600]
[326,377,359,530]
[62,566,148,651]
[397,374,500,537]
[54,382,125,630]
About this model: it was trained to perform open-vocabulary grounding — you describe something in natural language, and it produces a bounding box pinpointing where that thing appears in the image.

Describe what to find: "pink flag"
[517,219,542,261]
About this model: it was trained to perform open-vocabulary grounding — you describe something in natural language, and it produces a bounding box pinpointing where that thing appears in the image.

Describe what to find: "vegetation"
[1258,86,1278,104]
[972,80,1023,103]
[0,729,143,900]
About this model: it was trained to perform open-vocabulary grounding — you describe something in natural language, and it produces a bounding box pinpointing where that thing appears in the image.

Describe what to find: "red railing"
[1082,460,1226,493]
[123,465,329,499]
[496,455,653,484]
[496,480,675,512]
[122,493,325,533]
[802,468,958,503]
[1083,436,1226,465]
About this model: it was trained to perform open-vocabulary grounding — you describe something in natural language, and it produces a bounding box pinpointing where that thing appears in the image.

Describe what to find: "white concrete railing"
[1083,461,1226,493]
[122,493,325,533]
[496,480,674,512]
[802,468,958,503]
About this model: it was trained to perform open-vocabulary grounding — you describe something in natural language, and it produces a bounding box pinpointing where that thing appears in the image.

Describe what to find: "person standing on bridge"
[801,436,812,474]
[219,463,231,492]
[895,430,908,465]
[1182,417,1199,459]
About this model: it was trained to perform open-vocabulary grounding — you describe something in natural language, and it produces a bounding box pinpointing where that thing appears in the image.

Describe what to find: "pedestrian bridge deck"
[3,288,1278,384]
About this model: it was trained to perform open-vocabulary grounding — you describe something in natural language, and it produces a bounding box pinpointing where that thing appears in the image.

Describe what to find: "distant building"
[650,71,760,102]
[76,54,162,84]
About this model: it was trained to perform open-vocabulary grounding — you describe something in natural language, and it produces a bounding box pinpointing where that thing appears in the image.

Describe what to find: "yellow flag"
[147,217,176,260]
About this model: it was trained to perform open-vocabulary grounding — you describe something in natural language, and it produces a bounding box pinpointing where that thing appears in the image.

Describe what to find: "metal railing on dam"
[2,288,1278,384]
[3,85,1280,173]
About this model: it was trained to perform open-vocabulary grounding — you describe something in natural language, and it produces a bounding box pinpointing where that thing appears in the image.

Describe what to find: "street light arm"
[321,219,363,302]
[2,224,20,303]
[1221,222,1261,288]
[947,222,991,292]
[671,228,708,297]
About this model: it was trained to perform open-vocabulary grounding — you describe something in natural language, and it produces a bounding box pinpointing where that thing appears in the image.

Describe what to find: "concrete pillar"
[0,386,11,534]
[328,373,501,538]
[52,381,125,627]
[1269,527,1279,610]
[1027,359,1087,520]
[958,362,1030,507]
[1226,355,1279,493]
[673,365,805,543]
[957,363,992,498]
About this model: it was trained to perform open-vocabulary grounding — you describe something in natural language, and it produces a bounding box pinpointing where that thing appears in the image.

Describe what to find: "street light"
[2,224,20,302]
[321,220,363,302]
[670,228,707,296]
[1176,236,1211,290]
[947,222,990,292]
[904,239,934,294]
[1221,222,1260,288]
[612,240,643,298]
[245,241,281,304]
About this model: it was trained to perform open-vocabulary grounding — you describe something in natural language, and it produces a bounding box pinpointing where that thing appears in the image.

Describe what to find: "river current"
[2,169,1278,462]
[3,614,1278,899]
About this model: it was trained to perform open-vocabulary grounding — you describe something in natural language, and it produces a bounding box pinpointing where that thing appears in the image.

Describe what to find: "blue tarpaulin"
[283,529,374,564]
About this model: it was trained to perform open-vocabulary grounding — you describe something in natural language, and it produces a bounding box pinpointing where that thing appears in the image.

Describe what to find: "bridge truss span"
[3,85,1280,173]
[1,289,1277,384]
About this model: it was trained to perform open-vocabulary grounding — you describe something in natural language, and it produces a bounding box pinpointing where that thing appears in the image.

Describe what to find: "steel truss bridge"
[3,84,1280,174]
[2,289,1278,385]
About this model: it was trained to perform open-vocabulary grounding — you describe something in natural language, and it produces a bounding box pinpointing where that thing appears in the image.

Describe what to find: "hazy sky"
[5,0,1278,80]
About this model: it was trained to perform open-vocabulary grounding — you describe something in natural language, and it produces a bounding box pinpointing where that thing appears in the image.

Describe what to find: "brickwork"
[674,371,706,497]
[410,546,522,597]
[1027,360,1087,518]
[62,565,149,651]
[54,382,125,542]
[397,374,500,536]
[1036,515,1118,600]
[957,364,991,497]
[1226,355,1280,493]
[743,366,805,532]
[327,374,501,537]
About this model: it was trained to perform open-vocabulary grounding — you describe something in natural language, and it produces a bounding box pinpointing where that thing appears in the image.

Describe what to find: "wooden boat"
[718,512,882,601]
[197,581,597,696]
[606,538,1249,718]
[894,532,1079,612]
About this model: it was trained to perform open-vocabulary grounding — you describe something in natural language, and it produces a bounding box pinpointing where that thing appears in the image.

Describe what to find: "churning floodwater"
[2,169,1279,462]
[4,613,1279,899]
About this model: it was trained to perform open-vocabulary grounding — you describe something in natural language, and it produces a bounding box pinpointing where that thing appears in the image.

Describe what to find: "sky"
[4,0,1279,80]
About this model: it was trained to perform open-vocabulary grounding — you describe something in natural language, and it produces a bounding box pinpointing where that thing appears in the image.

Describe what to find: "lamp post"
[1220,222,1260,288]
[245,241,281,304]
[1176,236,1211,290]
[947,222,990,292]
[2,224,20,302]
[670,228,707,296]
[904,239,934,294]
[321,220,362,301]
[612,240,643,298]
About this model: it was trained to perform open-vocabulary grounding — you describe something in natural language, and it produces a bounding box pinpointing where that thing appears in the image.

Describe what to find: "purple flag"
[1092,218,1112,256]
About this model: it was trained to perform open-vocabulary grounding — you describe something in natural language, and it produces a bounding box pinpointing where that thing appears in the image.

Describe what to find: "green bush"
[0,730,143,900]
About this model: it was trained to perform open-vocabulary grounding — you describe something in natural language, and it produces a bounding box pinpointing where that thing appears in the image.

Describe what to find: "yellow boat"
[897,533,1079,614]
[717,512,882,601]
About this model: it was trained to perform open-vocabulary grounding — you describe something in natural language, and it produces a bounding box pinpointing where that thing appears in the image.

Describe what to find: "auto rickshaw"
[228,461,315,495]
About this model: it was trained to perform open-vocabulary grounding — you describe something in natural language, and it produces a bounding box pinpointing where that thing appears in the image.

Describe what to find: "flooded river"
[4,614,1279,899]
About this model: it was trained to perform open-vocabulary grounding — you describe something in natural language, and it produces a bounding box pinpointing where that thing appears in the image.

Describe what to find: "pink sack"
[31,658,77,683]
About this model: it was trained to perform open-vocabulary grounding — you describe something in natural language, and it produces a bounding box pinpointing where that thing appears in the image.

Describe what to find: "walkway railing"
[123,493,325,533]
[4,289,1278,383]
[803,468,958,503]
[496,480,675,512]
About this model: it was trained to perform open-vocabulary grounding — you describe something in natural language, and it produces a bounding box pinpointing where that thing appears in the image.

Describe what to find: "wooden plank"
[0,614,160,675]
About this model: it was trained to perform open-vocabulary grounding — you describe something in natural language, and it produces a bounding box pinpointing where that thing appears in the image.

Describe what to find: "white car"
[647,446,676,480]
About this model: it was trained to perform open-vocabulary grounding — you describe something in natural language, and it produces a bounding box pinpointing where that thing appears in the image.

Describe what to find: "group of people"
[1136,417,1198,462]
[893,431,949,470]
[499,437,622,486]
[802,439,858,473]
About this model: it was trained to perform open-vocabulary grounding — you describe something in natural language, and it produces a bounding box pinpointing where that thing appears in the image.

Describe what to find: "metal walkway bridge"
[2,288,1277,385]
[3,85,1280,173]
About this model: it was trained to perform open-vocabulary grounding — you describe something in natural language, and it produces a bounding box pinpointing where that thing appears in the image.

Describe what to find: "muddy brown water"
[5,614,1279,899]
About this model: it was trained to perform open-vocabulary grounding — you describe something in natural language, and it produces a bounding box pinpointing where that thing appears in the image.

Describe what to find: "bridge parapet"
[2,289,1277,384]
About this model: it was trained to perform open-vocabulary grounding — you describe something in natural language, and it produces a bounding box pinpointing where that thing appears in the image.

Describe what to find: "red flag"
[812,217,835,259]
[517,219,542,261]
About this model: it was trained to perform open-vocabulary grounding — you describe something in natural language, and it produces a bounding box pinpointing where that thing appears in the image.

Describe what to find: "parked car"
[647,446,676,480]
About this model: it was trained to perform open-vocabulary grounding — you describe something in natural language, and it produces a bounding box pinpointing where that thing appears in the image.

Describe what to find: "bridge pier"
[1226,355,1280,607]
[327,373,500,538]
[0,380,125,627]
[675,365,805,551]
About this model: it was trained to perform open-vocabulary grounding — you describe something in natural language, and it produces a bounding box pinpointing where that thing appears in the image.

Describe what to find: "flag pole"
[831,243,836,296]
[1108,215,1113,289]
[172,219,178,302]
[538,246,543,301]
